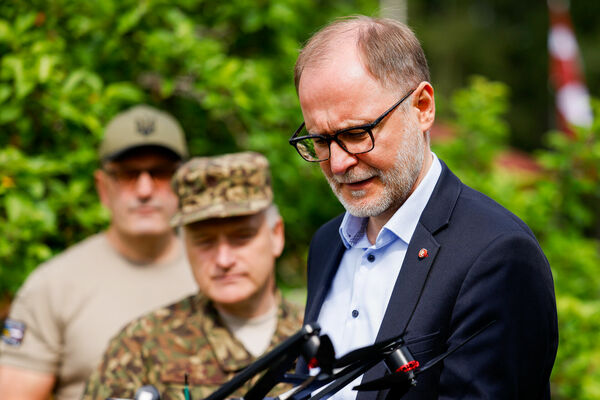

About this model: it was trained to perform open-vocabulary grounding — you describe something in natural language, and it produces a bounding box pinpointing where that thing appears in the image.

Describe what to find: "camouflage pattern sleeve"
[82,320,148,400]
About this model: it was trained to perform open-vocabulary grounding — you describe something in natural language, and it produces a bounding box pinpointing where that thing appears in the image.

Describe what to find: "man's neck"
[366,151,434,244]
[215,287,277,320]
[106,226,180,264]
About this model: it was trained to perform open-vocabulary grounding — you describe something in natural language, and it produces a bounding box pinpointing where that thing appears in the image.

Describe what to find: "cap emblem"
[135,117,156,136]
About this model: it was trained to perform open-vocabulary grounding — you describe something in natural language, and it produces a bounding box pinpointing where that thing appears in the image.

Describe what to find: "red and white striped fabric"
[548,0,593,135]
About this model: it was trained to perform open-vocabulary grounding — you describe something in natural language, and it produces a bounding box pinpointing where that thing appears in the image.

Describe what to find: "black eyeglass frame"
[289,88,416,162]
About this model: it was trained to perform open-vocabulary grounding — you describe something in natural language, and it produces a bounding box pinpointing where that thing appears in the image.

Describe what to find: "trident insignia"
[135,117,156,136]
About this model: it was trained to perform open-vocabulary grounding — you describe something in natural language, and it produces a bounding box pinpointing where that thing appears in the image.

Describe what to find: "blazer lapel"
[375,224,440,342]
[356,161,462,400]
[374,161,461,342]
[356,226,440,400]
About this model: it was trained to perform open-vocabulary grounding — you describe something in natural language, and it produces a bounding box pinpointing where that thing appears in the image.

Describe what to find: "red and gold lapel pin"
[418,248,428,259]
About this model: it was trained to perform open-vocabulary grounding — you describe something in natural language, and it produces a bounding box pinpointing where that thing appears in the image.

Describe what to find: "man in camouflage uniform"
[83,152,304,400]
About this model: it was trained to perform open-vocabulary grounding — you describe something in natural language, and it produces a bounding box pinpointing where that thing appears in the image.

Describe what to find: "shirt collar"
[339,153,442,248]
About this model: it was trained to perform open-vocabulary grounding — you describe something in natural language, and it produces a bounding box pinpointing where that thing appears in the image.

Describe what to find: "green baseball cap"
[171,152,273,226]
[99,105,188,161]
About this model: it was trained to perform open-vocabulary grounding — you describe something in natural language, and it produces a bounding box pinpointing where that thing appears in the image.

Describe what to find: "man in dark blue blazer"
[289,15,558,399]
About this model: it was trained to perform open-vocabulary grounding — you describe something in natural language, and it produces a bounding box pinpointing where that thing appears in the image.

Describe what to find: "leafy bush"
[434,77,600,400]
[0,0,376,298]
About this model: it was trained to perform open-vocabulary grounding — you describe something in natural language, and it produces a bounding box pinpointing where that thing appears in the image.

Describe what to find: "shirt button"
[352,309,359,318]
[367,254,375,262]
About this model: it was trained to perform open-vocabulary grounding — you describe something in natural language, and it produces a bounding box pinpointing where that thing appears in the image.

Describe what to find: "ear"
[412,81,435,133]
[270,218,285,258]
[94,169,110,207]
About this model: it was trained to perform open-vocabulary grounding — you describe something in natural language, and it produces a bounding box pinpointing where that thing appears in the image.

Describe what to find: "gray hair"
[294,15,430,94]
[181,204,281,237]
[264,204,282,229]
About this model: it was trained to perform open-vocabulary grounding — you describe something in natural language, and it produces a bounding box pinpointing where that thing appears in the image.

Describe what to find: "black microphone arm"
[203,322,411,400]
[126,320,494,400]
[203,323,323,400]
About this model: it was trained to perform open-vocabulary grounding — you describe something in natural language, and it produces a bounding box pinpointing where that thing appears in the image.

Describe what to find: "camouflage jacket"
[82,293,303,400]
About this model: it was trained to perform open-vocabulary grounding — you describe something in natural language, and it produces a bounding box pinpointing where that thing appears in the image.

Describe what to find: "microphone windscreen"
[134,385,161,400]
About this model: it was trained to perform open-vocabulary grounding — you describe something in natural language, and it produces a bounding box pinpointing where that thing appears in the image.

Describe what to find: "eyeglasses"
[103,166,177,187]
[289,88,415,162]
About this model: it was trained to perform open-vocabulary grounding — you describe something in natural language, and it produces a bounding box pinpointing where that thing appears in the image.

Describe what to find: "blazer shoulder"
[431,161,540,249]
[310,214,345,245]
[456,184,536,238]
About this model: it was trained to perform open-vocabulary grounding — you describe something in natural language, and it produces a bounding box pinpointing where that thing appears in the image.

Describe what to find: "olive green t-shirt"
[0,233,197,400]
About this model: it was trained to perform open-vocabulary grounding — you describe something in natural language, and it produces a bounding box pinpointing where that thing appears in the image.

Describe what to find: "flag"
[548,0,593,135]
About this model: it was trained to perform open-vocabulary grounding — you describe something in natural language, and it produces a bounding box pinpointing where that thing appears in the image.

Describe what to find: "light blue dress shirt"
[315,154,442,400]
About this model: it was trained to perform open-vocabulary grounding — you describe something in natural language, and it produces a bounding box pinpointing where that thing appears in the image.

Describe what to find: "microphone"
[134,385,161,400]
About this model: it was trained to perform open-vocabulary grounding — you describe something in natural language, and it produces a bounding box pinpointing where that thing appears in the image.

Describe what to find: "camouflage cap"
[99,105,188,161]
[171,152,273,226]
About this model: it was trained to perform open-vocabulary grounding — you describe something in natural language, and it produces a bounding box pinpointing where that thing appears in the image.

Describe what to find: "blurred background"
[0,0,598,398]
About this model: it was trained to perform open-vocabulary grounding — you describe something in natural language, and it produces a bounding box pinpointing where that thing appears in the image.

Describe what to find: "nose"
[134,171,155,200]
[215,240,235,269]
[328,141,358,175]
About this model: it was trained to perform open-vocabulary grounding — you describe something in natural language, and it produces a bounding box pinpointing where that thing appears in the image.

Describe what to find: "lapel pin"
[418,248,428,259]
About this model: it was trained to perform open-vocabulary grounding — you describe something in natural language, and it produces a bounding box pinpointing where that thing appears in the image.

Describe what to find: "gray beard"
[326,125,425,218]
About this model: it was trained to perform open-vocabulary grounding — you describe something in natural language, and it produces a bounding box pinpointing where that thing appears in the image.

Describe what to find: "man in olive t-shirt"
[0,105,197,400]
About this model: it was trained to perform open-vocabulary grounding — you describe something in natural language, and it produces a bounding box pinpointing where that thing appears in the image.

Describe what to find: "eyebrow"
[305,118,375,136]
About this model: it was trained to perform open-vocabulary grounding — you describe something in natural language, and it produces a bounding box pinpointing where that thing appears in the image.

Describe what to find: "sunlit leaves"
[0,0,377,298]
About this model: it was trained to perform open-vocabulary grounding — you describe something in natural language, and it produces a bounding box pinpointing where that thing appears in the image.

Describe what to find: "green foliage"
[0,146,109,294]
[538,109,600,400]
[408,0,600,153]
[436,76,510,177]
[434,77,600,400]
[0,0,376,297]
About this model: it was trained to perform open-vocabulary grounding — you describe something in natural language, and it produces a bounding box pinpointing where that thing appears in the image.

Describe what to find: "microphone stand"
[203,323,323,400]
[141,320,495,400]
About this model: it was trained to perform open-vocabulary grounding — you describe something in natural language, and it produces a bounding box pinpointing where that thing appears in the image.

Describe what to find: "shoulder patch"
[2,318,26,346]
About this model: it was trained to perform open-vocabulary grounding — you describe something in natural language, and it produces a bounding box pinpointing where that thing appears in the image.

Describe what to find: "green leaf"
[104,82,144,102]
[38,55,57,83]
[0,19,12,43]
[13,13,36,35]
[2,56,35,99]
[5,193,28,222]
[0,103,21,124]
[26,243,52,261]
[62,69,103,94]
[0,84,12,103]
[116,2,149,34]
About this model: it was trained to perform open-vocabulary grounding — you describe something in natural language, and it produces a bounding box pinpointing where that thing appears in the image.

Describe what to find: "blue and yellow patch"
[2,318,26,346]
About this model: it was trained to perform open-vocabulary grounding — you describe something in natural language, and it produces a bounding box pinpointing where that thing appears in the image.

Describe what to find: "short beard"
[326,122,425,218]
